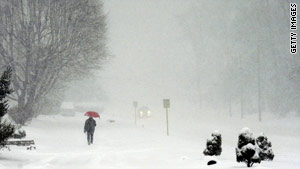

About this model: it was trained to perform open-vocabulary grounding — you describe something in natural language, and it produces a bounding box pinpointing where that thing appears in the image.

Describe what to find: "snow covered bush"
[0,120,15,147]
[203,130,222,156]
[256,133,274,161]
[236,127,261,167]
[12,126,26,139]
[0,67,15,147]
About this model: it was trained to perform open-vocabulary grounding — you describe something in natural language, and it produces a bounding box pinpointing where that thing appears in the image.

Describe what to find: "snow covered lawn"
[0,112,299,169]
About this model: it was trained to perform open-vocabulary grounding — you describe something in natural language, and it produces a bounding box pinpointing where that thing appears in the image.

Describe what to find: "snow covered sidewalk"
[0,113,299,169]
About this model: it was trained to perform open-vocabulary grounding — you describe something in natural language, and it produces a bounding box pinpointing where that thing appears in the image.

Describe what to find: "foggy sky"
[98,0,197,113]
[65,0,300,118]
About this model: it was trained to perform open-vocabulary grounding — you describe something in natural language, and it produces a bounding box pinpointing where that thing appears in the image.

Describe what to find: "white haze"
[2,1,300,168]
[93,0,197,116]
[64,0,300,124]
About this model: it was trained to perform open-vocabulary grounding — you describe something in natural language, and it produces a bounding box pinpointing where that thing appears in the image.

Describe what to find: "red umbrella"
[85,111,100,119]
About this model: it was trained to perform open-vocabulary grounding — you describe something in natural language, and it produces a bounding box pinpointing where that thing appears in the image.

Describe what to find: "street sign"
[163,99,170,108]
[133,101,138,108]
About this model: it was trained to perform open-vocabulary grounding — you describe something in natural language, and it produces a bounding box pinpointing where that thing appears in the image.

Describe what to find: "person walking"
[84,116,97,145]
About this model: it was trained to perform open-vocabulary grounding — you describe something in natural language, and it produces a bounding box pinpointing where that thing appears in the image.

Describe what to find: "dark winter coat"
[84,117,96,133]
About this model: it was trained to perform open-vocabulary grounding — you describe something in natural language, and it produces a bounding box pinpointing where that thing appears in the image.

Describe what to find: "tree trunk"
[229,96,232,117]
[241,96,244,119]
[257,45,262,122]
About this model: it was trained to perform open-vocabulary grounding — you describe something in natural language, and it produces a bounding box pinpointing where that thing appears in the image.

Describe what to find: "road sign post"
[133,101,138,125]
[163,99,170,136]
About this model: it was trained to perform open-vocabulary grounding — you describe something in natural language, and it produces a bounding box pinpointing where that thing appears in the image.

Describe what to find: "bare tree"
[0,0,107,124]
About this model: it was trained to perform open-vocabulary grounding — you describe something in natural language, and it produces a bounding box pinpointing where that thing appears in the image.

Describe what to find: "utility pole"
[133,101,138,125]
[163,99,170,136]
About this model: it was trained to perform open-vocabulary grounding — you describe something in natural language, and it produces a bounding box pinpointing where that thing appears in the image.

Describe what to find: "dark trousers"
[87,132,94,145]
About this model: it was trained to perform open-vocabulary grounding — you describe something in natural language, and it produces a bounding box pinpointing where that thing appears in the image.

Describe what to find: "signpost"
[133,101,138,125]
[163,99,170,136]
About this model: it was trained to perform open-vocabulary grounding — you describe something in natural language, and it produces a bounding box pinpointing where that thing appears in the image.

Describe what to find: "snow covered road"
[0,113,299,169]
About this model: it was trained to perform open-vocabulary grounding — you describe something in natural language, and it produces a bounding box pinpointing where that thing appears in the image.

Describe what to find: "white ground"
[0,111,299,169]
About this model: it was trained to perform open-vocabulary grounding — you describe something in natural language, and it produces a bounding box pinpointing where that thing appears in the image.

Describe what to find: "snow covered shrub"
[236,127,261,167]
[256,133,274,161]
[203,130,222,156]
[12,126,26,139]
[0,120,15,147]
[0,67,15,147]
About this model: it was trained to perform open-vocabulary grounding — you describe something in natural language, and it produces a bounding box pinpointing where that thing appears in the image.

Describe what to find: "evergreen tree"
[0,67,15,147]
[236,127,261,167]
[203,130,222,156]
[256,133,274,161]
